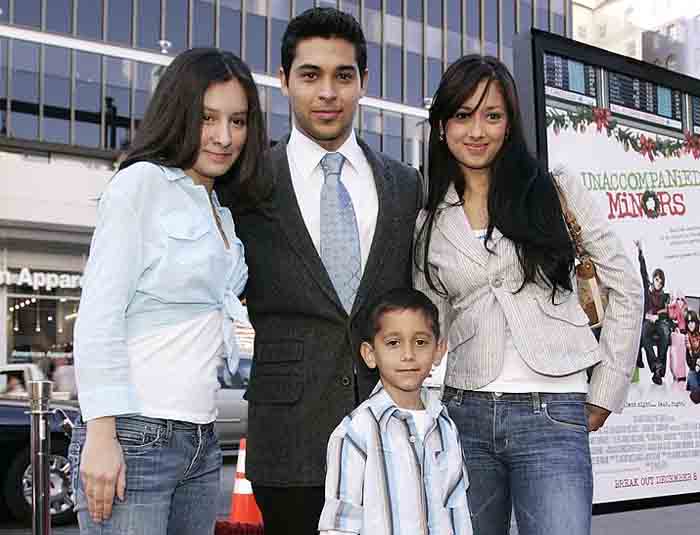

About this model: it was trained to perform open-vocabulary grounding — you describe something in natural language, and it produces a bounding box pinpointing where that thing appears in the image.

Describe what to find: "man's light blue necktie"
[320,152,362,313]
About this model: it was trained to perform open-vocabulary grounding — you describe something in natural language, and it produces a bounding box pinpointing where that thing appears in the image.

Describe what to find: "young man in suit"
[232,7,423,535]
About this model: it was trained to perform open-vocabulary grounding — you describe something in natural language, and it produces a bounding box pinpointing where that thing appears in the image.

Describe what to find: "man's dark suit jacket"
[233,136,422,486]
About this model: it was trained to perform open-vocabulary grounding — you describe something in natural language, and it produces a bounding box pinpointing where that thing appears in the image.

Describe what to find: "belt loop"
[456,388,463,405]
[532,392,541,414]
[166,419,173,441]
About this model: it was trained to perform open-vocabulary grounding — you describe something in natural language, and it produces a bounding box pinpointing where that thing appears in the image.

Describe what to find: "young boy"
[318,288,473,535]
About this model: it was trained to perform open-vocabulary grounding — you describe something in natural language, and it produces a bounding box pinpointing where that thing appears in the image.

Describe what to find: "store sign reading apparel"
[0,268,83,291]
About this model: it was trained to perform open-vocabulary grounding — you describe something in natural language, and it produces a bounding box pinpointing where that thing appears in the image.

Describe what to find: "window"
[245,13,267,73]
[74,51,102,147]
[11,40,40,140]
[13,0,41,29]
[193,0,215,47]
[46,0,72,34]
[164,0,188,53]
[43,46,71,145]
[105,57,132,150]
[366,42,381,98]
[268,87,290,143]
[406,52,422,107]
[360,106,381,152]
[382,111,402,161]
[107,0,133,45]
[220,1,242,56]
[137,0,162,51]
[385,45,402,102]
[77,0,103,41]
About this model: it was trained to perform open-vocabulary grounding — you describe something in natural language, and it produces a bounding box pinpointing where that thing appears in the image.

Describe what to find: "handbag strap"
[552,176,588,261]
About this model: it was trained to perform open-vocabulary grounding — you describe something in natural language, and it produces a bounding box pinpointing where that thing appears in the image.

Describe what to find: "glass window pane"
[465,0,480,53]
[384,13,402,46]
[406,52,422,107]
[519,1,532,33]
[386,0,401,17]
[502,0,515,50]
[105,57,132,150]
[484,0,498,52]
[270,0,289,19]
[0,38,5,136]
[406,19,422,54]
[447,31,461,63]
[363,7,381,44]
[134,62,159,127]
[427,1,441,27]
[246,14,267,73]
[164,0,188,53]
[427,57,442,99]
[269,87,289,142]
[360,106,380,151]
[108,0,133,45]
[295,0,313,15]
[270,18,287,74]
[382,111,402,160]
[446,0,460,33]
[0,1,8,22]
[193,0,215,47]
[552,0,565,35]
[12,40,39,103]
[385,44,402,102]
[366,41,380,98]
[46,0,72,34]
[536,2,549,31]
[74,51,102,148]
[77,0,103,40]
[407,0,422,22]
[137,0,161,51]
[220,2,242,56]
[14,0,41,28]
[44,46,71,108]
[426,25,442,59]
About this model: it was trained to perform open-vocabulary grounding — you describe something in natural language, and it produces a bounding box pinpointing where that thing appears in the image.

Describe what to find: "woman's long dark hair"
[120,48,269,208]
[416,54,575,301]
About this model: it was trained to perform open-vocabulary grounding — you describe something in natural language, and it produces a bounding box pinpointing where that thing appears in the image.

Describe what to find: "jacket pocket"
[162,213,210,241]
[447,311,476,352]
[247,338,304,404]
[161,213,213,267]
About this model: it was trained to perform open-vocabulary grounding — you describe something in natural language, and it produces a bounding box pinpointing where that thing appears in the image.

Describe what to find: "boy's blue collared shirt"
[319,382,473,535]
[74,162,248,421]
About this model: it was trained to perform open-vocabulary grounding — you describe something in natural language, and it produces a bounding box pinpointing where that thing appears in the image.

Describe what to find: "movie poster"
[546,76,700,502]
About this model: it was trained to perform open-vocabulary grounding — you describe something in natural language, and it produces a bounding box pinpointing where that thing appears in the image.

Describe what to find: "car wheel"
[3,438,76,525]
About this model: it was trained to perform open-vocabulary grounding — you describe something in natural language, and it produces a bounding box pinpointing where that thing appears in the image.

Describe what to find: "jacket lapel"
[270,139,345,312]
[350,139,394,317]
[436,185,490,267]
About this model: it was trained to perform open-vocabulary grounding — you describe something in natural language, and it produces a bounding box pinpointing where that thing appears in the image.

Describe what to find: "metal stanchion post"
[29,380,53,535]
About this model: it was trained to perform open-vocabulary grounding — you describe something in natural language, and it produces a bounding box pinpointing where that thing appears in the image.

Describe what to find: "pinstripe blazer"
[414,174,643,412]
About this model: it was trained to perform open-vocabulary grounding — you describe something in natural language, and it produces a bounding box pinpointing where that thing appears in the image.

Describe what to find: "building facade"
[572,1,700,80]
[0,0,572,366]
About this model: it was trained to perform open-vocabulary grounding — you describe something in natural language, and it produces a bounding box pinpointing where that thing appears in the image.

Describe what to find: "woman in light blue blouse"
[69,48,266,535]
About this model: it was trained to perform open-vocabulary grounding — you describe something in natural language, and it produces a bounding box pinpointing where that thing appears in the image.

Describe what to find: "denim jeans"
[443,389,593,535]
[68,415,222,535]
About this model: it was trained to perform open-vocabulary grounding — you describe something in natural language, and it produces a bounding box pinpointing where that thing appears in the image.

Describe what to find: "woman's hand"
[81,417,126,523]
[585,403,611,432]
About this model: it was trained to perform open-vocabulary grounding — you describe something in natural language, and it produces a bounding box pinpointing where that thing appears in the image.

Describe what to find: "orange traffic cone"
[215,438,264,535]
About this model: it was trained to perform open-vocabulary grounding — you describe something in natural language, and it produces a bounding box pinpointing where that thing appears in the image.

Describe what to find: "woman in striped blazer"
[414,55,642,535]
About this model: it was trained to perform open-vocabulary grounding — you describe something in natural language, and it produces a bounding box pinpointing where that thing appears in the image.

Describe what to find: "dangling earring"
[439,130,445,142]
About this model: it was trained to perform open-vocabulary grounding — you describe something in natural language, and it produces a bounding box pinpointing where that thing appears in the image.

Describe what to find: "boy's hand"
[585,403,611,432]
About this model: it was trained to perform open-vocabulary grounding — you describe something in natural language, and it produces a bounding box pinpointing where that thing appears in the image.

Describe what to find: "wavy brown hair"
[120,48,269,208]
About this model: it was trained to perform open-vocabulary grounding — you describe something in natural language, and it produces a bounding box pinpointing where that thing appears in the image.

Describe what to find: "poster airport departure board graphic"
[517,30,700,504]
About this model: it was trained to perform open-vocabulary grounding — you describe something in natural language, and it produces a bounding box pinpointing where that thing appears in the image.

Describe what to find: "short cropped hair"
[281,7,367,81]
[365,288,440,342]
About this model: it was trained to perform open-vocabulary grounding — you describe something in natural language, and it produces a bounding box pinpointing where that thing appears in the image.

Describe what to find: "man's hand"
[585,403,611,432]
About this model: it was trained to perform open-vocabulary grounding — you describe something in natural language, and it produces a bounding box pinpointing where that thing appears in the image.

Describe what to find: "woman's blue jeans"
[444,389,593,535]
[69,415,222,535]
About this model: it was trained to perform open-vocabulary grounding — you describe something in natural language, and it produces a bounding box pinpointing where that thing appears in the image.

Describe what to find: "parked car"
[215,355,251,456]
[0,367,79,525]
